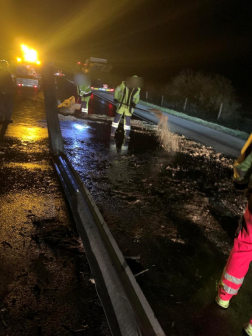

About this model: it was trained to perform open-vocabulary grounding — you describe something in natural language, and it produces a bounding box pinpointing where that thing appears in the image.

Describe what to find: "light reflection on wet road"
[0,87,111,336]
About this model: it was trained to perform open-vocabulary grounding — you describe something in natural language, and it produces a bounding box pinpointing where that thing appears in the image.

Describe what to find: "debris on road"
[134,269,149,277]
[125,256,141,260]
[0,308,8,327]
[58,96,81,115]
[1,241,12,248]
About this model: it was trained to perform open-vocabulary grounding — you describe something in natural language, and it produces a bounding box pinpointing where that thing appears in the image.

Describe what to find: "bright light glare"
[36,60,41,65]
[74,124,89,130]
[21,44,38,63]
[16,57,22,62]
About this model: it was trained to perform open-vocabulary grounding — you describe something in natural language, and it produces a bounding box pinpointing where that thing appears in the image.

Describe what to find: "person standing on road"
[216,139,252,335]
[111,75,141,140]
[0,60,14,124]
[77,83,92,116]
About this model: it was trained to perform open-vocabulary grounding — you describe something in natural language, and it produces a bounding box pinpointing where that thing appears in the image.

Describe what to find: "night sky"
[0,0,251,104]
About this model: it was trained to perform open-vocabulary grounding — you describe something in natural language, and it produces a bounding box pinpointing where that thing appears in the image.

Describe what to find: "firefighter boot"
[80,101,88,117]
[244,323,252,336]
[215,282,230,308]
[215,296,229,308]
[110,128,116,137]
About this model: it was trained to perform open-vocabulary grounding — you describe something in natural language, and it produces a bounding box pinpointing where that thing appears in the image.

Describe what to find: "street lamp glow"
[16,57,22,62]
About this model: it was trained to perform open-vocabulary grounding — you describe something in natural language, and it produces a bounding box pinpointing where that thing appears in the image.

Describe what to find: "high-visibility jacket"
[114,81,140,115]
[234,146,252,188]
[234,142,252,212]
[77,85,92,102]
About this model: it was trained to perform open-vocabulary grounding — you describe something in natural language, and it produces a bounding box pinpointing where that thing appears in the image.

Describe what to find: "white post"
[183,98,188,111]
[217,103,223,119]
[161,95,164,107]
[146,91,148,100]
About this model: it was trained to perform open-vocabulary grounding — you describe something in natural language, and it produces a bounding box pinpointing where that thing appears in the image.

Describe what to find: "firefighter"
[216,140,252,335]
[111,75,141,140]
[0,60,14,123]
[77,83,92,116]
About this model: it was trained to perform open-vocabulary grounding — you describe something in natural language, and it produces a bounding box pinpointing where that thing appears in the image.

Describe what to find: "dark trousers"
[0,94,14,120]
[111,113,131,136]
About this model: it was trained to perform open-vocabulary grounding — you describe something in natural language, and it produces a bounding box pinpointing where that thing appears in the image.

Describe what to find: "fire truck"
[76,57,114,92]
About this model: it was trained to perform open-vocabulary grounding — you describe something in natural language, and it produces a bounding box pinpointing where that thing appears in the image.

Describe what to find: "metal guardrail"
[92,91,156,124]
[42,64,166,336]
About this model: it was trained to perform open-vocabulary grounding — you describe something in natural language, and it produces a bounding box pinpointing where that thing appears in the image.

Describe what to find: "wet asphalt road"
[1,79,252,336]
[0,88,110,336]
[58,78,252,336]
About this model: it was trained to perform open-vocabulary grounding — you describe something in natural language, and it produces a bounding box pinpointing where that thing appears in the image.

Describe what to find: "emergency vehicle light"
[20,44,41,65]
[21,44,37,63]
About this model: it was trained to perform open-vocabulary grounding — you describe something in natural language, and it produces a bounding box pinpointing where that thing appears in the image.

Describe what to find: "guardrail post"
[183,98,188,111]
[41,63,65,155]
[146,91,148,101]
[161,95,164,107]
[217,103,223,120]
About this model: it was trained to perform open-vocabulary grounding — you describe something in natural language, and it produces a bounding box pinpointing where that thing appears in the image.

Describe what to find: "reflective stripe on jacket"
[77,85,92,97]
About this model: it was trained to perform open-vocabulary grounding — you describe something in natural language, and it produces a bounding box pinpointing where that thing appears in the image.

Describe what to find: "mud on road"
[60,98,249,335]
